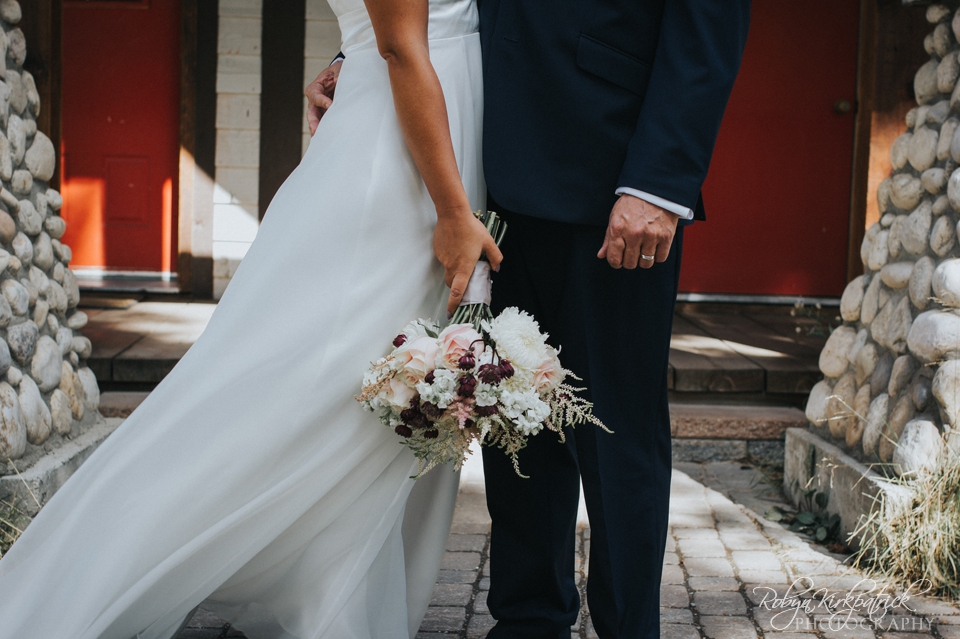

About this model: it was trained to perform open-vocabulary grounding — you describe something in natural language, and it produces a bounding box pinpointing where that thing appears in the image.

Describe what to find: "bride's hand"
[305,60,343,134]
[434,208,504,315]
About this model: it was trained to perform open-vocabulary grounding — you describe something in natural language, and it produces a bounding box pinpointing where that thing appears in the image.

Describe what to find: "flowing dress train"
[0,0,484,636]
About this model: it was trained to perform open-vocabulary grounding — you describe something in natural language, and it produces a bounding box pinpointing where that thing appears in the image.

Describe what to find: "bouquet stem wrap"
[450,210,507,329]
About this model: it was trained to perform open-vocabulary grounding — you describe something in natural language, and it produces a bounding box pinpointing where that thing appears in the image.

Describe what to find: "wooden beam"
[258,0,306,220]
[847,0,878,282]
[20,0,62,190]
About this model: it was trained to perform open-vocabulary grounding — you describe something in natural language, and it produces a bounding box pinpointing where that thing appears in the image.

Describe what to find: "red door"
[681,0,859,297]
[60,0,180,273]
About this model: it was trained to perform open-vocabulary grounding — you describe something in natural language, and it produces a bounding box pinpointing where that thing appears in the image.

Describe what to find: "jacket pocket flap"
[576,34,651,96]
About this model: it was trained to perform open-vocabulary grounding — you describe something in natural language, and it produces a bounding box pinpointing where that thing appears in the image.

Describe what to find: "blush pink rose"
[533,346,565,392]
[394,335,439,386]
[436,324,483,370]
[384,376,416,409]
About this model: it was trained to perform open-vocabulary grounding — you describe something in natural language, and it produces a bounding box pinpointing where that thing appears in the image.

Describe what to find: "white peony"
[483,307,549,373]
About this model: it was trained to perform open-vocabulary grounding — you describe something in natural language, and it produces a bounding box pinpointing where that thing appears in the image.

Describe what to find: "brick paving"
[177,468,960,639]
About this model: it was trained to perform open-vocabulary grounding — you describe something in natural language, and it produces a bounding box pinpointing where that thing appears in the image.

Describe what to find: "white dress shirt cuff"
[615,187,694,220]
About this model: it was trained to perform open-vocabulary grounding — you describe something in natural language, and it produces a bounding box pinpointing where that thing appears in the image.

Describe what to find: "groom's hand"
[598,194,678,270]
[305,60,343,134]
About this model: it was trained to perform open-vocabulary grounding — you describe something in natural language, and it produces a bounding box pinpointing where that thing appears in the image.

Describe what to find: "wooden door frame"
[847,0,876,283]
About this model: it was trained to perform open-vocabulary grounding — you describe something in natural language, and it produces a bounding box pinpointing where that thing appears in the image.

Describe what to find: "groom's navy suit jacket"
[478,0,751,226]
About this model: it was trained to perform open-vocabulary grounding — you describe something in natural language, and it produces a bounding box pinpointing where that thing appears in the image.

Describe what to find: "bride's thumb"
[485,239,504,273]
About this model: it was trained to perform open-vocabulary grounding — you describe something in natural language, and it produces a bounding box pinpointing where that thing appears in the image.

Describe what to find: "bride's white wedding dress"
[0,0,483,636]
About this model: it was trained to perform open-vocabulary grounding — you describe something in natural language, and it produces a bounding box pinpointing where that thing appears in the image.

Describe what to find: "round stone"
[10,169,30,196]
[18,375,50,446]
[891,174,924,211]
[863,393,891,458]
[934,194,951,214]
[907,310,960,363]
[45,189,62,211]
[6,367,20,386]
[940,121,960,161]
[911,375,933,412]
[927,100,951,125]
[891,132,912,169]
[25,132,55,183]
[871,351,895,396]
[0,210,15,245]
[45,280,67,313]
[77,367,99,412]
[840,275,866,322]
[881,262,914,289]
[931,214,956,256]
[916,59,940,105]
[43,216,65,240]
[868,228,890,270]
[848,329,869,367]
[893,419,944,476]
[1,279,27,316]
[940,54,960,95]
[0,0,22,24]
[901,200,933,255]
[878,178,892,214]
[16,200,41,238]
[910,256,936,310]
[62,269,79,308]
[65,310,88,330]
[22,70,38,116]
[932,258,960,306]
[909,127,938,171]
[847,384,873,450]
[0,381,24,460]
[856,342,879,386]
[28,266,48,295]
[880,394,917,462]
[32,232,53,271]
[933,359,960,426]
[888,216,904,259]
[59,360,84,420]
[6,114,24,165]
[871,296,913,354]
[30,334,61,392]
[806,379,834,426]
[31,299,47,329]
[862,275,883,325]
[49,388,71,436]
[55,326,71,356]
[929,4,952,22]
[11,232,32,265]
[5,321,35,366]
[71,336,91,359]
[827,371,858,440]
[820,326,857,378]
[922,167,947,192]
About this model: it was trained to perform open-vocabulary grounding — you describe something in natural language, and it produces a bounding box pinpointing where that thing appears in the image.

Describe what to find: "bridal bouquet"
[357,211,607,478]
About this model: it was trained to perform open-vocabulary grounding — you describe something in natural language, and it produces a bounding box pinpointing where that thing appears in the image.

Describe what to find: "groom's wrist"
[615,187,693,220]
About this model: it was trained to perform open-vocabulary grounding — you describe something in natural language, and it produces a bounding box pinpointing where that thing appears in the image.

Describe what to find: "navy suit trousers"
[483,204,683,639]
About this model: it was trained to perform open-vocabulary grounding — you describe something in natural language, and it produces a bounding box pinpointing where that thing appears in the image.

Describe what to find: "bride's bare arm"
[363,0,502,315]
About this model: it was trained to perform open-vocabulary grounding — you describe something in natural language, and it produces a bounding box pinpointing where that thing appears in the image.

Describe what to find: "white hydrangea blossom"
[417,368,458,408]
[501,388,550,436]
[475,382,500,407]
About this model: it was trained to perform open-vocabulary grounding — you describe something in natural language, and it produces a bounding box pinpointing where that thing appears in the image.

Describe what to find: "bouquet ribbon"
[461,261,492,306]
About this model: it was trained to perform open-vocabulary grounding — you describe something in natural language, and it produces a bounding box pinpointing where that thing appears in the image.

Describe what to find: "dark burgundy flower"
[458,352,476,370]
[400,408,418,424]
[424,429,439,439]
[395,424,413,438]
[393,334,407,348]
[424,370,435,384]
[476,404,499,417]
[421,402,444,419]
[477,363,502,384]
[499,359,515,379]
[458,374,477,397]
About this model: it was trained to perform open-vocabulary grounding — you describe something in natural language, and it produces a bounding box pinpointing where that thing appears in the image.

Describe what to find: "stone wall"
[806,3,960,477]
[0,0,101,463]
